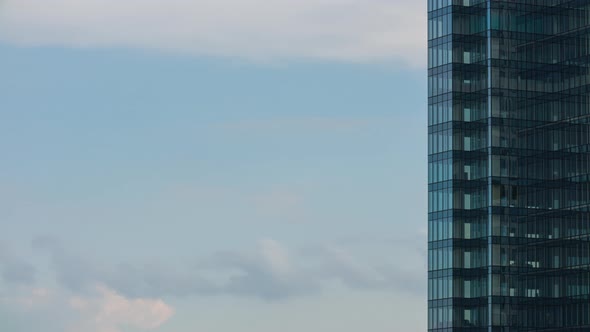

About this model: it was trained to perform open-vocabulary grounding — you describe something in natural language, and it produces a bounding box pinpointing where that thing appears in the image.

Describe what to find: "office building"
[428,0,590,330]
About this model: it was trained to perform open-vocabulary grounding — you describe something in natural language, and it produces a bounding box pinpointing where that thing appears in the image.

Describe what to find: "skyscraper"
[428,1,590,330]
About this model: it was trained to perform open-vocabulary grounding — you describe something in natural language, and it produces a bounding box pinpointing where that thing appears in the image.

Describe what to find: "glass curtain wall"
[428,0,590,331]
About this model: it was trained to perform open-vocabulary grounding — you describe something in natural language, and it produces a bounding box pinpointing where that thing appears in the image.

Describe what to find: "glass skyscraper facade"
[428,0,590,330]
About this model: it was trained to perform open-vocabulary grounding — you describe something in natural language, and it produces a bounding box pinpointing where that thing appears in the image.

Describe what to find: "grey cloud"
[35,243,316,301]
[32,236,98,293]
[1,261,36,284]
[33,236,424,301]
[196,250,318,300]
[0,242,36,285]
[104,262,218,299]
[303,244,425,296]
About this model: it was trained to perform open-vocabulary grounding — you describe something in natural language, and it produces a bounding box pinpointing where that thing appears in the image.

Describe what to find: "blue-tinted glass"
[428,1,590,330]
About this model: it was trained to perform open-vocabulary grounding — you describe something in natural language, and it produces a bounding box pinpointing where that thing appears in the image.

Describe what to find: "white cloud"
[258,239,293,278]
[0,0,426,66]
[68,284,174,332]
[3,284,174,332]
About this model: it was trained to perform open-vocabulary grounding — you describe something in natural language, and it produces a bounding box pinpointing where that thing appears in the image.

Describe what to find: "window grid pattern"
[428,1,590,331]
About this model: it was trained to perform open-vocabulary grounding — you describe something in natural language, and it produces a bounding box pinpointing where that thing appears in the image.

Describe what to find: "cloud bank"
[3,285,174,332]
[0,0,426,66]
[31,236,425,301]
[1,235,424,331]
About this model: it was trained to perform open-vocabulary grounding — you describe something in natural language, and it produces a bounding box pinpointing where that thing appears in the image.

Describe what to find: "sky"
[0,1,427,332]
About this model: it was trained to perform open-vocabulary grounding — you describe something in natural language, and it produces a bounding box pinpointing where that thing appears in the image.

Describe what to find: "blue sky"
[0,1,427,331]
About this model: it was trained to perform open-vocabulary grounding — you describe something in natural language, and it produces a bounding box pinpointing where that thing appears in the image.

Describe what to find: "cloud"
[8,287,53,310]
[258,239,292,277]
[0,242,36,285]
[0,0,426,66]
[33,236,424,301]
[3,235,423,331]
[196,239,318,300]
[68,284,174,332]
[32,236,99,292]
[2,284,174,332]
